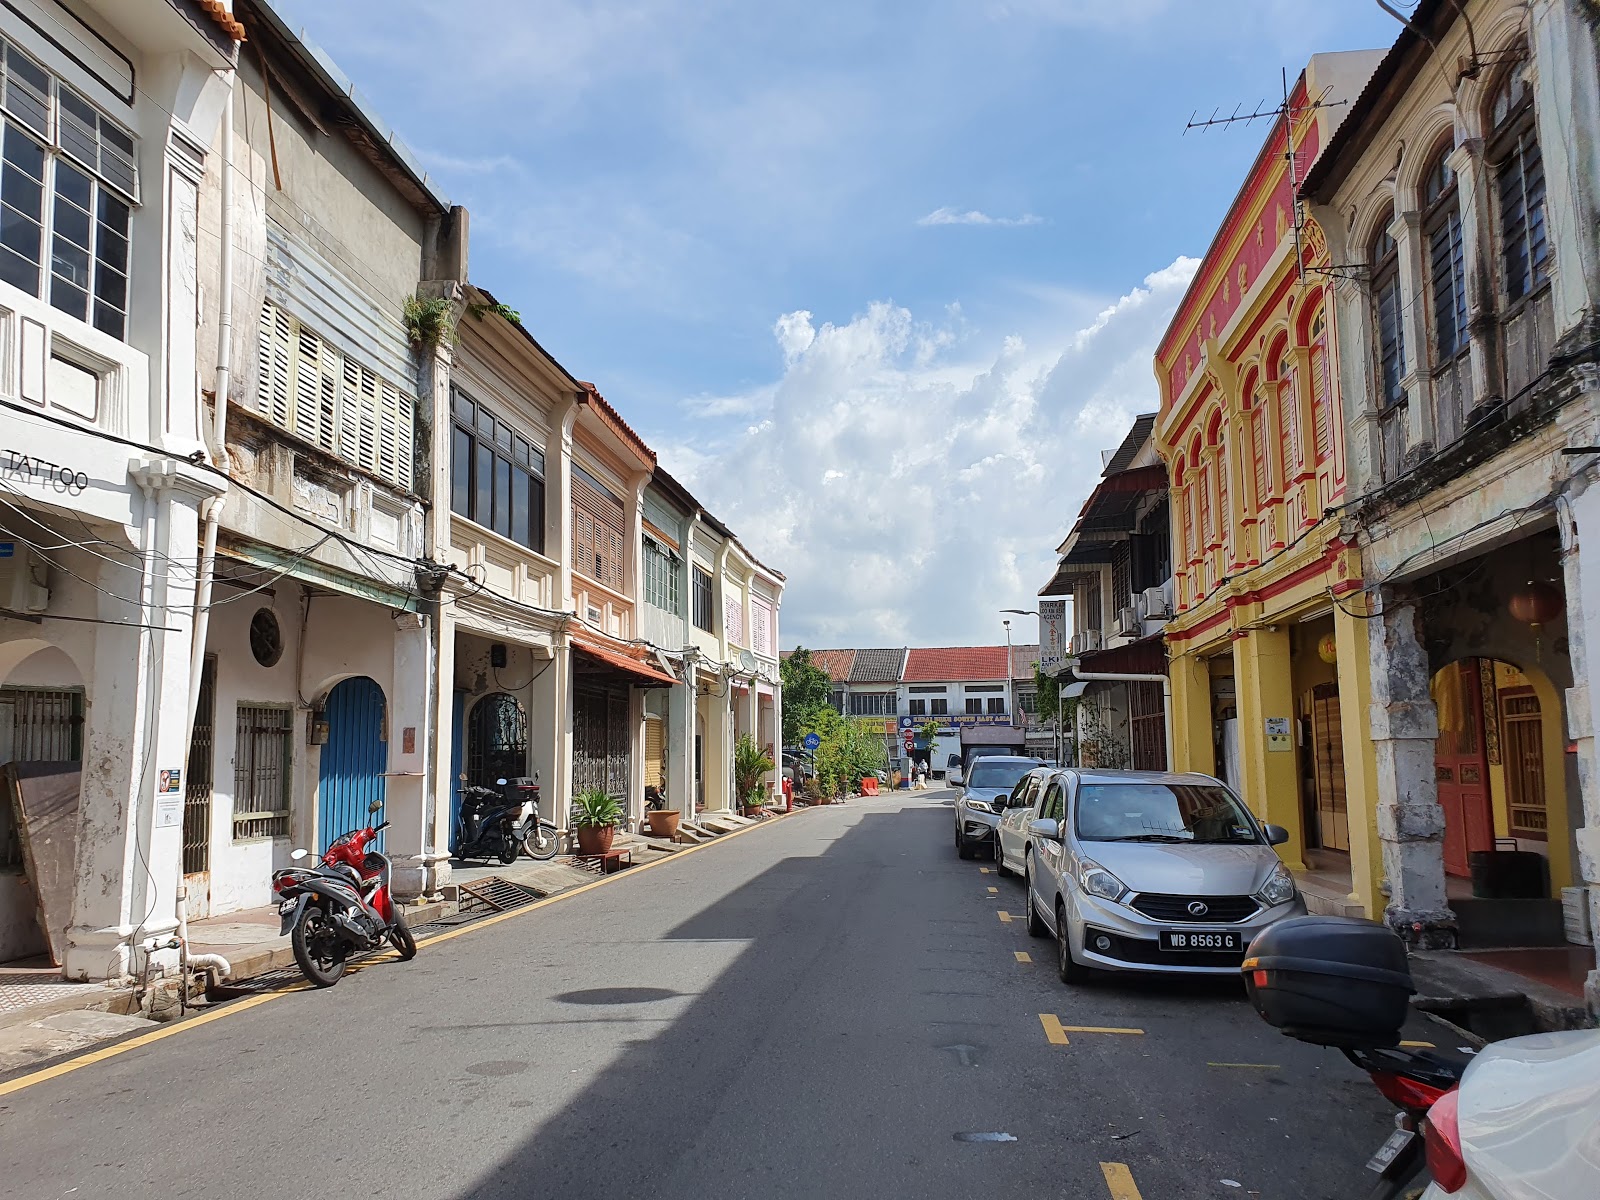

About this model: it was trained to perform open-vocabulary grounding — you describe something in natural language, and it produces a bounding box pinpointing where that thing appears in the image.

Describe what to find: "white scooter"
[1417,1028,1600,1199]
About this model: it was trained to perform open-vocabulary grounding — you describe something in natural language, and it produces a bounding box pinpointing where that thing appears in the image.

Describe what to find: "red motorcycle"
[272,799,417,987]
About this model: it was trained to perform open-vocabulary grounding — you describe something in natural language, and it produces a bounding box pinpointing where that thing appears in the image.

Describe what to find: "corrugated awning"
[1076,633,1167,677]
[571,631,678,687]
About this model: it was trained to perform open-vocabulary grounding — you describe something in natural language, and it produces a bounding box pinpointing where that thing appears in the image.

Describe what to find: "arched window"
[1489,64,1547,303]
[1423,142,1469,363]
[1370,214,1406,408]
[468,692,528,787]
[1249,379,1272,504]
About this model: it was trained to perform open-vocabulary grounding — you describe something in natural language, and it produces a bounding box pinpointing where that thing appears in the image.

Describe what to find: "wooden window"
[1251,391,1272,503]
[1490,67,1548,304]
[751,597,773,656]
[985,696,1005,715]
[1308,309,1332,462]
[450,389,545,552]
[1424,146,1469,363]
[233,705,291,840]
[931,698,948,716]
[1370,217,1406,408]
[572,464,625,591]
[692,565,714,632]
[908,698,926,716]
[965,697,982,715]
[724,593,745,646]
[1276,350,1299,480]
[1215,433,1230,547]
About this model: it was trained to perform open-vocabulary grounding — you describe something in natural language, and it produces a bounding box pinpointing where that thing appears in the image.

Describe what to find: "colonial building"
[1040,414,1176,771]
[0,0,240,977]
[1301,0,1600,1009]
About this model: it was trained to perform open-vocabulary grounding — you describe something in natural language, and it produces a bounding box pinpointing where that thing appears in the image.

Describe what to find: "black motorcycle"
[456,776,558,864]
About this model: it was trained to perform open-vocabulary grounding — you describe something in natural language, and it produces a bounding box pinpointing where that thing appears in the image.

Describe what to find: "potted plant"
[734,733,775,817]
[643,785,680,839]
[571,788,623,855]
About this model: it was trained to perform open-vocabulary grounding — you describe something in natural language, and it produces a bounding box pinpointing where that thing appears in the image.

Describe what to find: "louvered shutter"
[645,718,665,788]
[1253,404,1270,502]
[573,470,626,591]
[257,301,293,427]
[1216,437,1229,549]
[1278,371,1299,477]
[1311,344,1331,462]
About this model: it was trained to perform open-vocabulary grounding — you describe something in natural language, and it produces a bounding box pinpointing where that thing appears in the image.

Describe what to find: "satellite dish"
[738,649,757,672]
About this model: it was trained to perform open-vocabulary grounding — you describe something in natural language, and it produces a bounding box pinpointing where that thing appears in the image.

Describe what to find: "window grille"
[692,566,714,632]
[233,705,291,840]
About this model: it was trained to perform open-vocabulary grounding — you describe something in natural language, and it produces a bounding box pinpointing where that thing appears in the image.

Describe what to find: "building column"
[1333,603,1385,919]
[667,663,695,816]
[388,613,442,899]
[627,685,646,828]
[1368,598,1456,947]
[1232,626,1305,870]
[1167,649,1215,777]
[425,606,457,889]
[65,474,203,981]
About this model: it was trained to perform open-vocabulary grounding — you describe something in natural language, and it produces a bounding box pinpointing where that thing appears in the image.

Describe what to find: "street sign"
[803,732,821,750]
[899,716,913,730]
[1039,600,1067,673]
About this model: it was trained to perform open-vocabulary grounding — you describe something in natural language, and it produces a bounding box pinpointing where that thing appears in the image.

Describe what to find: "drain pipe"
[1068,670,1174,769]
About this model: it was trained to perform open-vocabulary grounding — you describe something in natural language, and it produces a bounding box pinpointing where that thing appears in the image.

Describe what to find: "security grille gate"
[317,676,386,852]
[573,688,630,803]
[0,687,84,762]
[1129,681,1167,771]
[467,692,527,788]
[183,657,216,877]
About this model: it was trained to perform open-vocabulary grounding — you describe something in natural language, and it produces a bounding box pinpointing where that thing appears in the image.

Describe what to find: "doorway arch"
[317,676,386,852]
[468,691,528,788]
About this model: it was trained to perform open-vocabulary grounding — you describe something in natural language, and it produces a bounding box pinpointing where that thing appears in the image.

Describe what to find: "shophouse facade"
[1300,0,1600,1009]
[901,646,1015,769]
[0,0,241,976]
[1040,415,1176,772]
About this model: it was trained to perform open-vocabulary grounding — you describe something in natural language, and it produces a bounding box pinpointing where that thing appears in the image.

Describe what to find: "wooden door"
[1500,689,1547,839]
[1311,684,1349,852]
[1434,660,1493,877]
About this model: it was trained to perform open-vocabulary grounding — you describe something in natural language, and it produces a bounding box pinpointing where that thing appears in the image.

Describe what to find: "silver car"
[995,768,1305,981]
[952,755,1045,860]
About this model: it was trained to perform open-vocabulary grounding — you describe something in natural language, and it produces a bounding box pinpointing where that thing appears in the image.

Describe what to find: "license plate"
[1158,929,1241,952]
[1366,1128,1415,1174]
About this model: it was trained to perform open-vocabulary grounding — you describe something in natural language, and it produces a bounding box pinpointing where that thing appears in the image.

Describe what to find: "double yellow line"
[0,811,796,1100]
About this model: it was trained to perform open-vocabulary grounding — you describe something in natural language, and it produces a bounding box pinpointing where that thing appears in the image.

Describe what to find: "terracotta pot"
[742,805,764,818]
[644,810,681,839]
[575,824,615,856]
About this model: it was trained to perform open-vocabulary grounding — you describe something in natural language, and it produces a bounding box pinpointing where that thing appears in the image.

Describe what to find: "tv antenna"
[1185,68,1346,282]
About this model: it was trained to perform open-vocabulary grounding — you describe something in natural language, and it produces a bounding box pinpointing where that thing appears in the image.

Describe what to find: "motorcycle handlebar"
[374,820,391,832]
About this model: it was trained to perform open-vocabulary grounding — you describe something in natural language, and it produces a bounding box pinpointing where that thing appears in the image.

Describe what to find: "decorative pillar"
[426,602,457,892]
[1392,210,1434,450]
[1167,649,1215,777]
[1368,597,1456,947]
[1558,486,1600,1018]
[388,612,443,898]
[1448,139,1499,410]
[1231,625,1305,870]
[1329,266,1382,494]
[1333,603,1385,919]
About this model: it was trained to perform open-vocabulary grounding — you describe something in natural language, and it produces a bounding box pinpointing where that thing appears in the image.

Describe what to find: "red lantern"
[1508,580,1562,626]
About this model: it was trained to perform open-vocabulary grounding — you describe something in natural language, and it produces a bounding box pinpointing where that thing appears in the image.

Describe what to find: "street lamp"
[1002,618,1013,721]
[1000,607,1058,765]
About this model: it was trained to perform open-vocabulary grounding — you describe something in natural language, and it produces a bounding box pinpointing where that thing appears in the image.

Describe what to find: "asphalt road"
[0,791,1409,1199]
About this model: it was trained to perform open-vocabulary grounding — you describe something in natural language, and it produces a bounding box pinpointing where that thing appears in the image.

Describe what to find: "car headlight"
[1078,860,1128,904]
[1255,862,1297,907]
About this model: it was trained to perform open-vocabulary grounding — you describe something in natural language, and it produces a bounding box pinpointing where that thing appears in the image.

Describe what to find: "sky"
[270,0,1404,650]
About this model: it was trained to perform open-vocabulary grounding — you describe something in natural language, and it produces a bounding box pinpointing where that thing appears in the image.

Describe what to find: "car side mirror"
[1262,823,1290,846]
[1029,818,1061,840]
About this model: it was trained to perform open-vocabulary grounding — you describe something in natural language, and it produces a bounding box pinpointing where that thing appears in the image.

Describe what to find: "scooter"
[1414,1028,1600,1199]
[271,798,416,988]
[456,776,557,864]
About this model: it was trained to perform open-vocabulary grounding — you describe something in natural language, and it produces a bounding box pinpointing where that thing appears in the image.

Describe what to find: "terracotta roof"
[577,382,656,469]
[806,649,857,682]
[903,646,1010,683]
[570,628,677,687]
[199,0,247,42]
[849,647,906,683]
[1009,644,1040,679]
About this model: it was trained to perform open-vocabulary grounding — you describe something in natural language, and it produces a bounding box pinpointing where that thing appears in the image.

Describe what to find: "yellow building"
[1153,52,1386,919]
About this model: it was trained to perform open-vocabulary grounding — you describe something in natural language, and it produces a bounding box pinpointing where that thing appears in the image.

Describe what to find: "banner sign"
[1039,599,1068,673]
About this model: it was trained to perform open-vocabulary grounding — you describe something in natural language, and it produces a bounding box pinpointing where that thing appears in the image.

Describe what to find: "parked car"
[953,755,1046,860]
[946,753,963,787]
[995,768,1304,982]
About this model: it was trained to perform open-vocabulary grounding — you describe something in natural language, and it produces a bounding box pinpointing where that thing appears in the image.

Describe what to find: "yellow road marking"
[996,911,1014,923]
[1100,1162,1144,1200]
[1061,1025,1144,1035]
[979,867,991,874]
[1014,951,1031,963]
[1039,1013,1070,1045]
[1208,1062,1279,1069]
[0,809,797,1099]
[0,993,281,1098]
[1400,1040,1435,1048]
[987,886,998,894]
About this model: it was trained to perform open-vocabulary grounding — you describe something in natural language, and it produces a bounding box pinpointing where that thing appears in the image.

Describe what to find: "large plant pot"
[575,825,615,856]
[742,805,765,818]
[644,810,681,839]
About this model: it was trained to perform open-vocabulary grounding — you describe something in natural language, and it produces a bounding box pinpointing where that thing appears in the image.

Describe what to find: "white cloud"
[647,256,1200,647]
[917,206,1044,227]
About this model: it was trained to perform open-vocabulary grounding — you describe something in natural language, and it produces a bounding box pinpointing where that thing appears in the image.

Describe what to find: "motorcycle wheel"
[522,821,559,861]
[291,905,347,988]
[498,823,519,865]
[388,905,418,961]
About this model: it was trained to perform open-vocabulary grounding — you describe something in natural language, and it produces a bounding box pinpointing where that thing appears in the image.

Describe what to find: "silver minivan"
[995,769,1305,982]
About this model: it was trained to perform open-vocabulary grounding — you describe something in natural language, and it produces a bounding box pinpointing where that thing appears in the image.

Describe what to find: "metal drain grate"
[458,877,541,913]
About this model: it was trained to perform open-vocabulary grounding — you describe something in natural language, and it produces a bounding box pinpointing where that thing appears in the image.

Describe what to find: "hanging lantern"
[1509,579,1563,662]
[1317,632,1338,664]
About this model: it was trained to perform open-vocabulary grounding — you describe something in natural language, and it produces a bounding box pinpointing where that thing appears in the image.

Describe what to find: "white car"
[995,768,1305,982]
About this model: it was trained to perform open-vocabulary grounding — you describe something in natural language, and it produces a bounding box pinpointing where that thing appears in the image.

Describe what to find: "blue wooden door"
[449,690,466,850]
[318,676,387,851]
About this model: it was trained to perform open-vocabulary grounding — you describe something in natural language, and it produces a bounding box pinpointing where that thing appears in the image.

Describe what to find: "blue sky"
[271,0,1402,649]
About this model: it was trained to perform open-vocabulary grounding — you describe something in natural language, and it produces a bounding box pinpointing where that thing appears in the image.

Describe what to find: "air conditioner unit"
[1142,585,1172,621]
[0,540,48,613]
[1070,630,1103,656]
[1115,606,1140,637]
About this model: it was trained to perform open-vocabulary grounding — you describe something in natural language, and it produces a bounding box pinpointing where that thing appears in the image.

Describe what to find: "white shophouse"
[0,0,241,978]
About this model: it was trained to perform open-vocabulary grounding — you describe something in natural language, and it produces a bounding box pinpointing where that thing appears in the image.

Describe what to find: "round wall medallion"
[250,608,283,668]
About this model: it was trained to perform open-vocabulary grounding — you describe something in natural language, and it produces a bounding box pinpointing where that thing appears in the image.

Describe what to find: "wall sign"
[154,767,183,828]
[1,449,89,495]
[1264,716,1292,752]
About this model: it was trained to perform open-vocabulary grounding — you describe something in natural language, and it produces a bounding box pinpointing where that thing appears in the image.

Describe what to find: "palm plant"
[733,732,775,807]
[570,788,624,828]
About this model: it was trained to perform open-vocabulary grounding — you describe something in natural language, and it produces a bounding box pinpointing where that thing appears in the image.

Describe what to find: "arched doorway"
[468,692,527,788]
[318,676,386,852]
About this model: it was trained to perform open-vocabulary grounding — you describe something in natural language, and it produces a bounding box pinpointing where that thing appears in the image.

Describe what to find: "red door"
[1434,660,1494,877]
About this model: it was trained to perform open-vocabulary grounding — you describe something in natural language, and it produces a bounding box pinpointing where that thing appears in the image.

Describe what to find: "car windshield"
[966,761,1036,790]
[1074,783,1261,845]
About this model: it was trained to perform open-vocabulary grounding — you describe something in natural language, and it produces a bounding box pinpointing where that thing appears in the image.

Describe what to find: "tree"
[734,732,776,806]
[918,719,942,766]
[781,647,832,746]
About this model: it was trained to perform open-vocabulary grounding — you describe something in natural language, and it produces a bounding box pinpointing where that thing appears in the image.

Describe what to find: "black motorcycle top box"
[1242,915,1415,1049]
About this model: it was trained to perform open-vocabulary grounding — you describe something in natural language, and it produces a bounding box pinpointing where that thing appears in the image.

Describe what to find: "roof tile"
[849,647,906,683]
[903,646,1010,683]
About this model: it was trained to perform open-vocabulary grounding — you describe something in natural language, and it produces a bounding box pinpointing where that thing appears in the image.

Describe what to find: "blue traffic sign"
[803,732,821,750]
[899,716,913,729]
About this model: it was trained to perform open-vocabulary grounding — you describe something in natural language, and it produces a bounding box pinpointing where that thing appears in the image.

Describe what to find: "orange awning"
[570,631,678,687]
